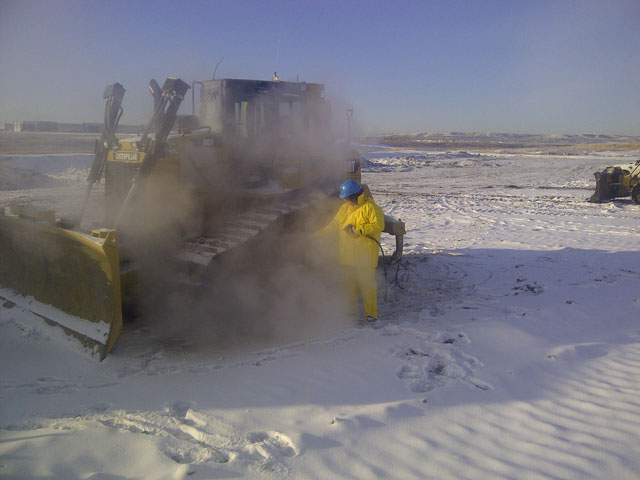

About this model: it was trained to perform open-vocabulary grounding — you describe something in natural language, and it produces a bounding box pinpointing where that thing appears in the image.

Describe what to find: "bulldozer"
[0,76,405,360]
[589,160,640,204]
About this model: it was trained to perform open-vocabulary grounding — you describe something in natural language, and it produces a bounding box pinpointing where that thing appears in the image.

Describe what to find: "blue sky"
[1,0,638,135]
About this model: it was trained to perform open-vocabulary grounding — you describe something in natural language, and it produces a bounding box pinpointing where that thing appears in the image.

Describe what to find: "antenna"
[212,56,224,80]
[273,14,283,81]
[273,38,281,81]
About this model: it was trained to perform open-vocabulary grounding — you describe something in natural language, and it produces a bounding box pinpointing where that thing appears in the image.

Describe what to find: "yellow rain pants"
[345,266,379,319]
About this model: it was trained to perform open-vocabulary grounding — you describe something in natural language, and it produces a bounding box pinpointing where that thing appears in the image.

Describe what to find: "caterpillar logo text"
[114,152,139,162]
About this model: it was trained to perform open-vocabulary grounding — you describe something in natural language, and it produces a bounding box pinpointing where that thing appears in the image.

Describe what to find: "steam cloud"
[114,88,359,354]
[125,179,353,353]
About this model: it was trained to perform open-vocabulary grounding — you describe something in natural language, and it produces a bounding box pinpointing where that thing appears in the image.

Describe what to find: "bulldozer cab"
[197,79,331,150]
[170,78,355,195]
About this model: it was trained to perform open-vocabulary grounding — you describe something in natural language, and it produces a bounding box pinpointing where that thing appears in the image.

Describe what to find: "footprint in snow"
[436,332,470,345]
[394,334,492,393]
[247,431,297,458]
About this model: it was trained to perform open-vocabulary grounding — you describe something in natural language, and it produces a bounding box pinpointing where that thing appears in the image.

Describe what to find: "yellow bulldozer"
[0,76,405,359]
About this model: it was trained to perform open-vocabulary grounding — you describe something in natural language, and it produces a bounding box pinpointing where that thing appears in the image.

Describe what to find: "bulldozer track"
[177,196,309,276]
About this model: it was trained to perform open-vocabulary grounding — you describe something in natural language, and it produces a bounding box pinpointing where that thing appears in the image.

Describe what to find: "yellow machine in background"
[589,160,640,204]
[0,76,403,359]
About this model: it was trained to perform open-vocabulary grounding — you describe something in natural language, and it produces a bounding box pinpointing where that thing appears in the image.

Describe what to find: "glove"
[343,225,359,237]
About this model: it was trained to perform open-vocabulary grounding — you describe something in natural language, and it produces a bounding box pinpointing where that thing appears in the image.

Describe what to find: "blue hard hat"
[339,180,362,199]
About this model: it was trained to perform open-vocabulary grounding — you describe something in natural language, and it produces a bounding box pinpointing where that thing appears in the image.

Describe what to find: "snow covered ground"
[1,146,640,479]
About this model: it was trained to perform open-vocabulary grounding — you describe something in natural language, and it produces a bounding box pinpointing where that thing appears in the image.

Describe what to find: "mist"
[109,81,360,354]
[122,179,353,354]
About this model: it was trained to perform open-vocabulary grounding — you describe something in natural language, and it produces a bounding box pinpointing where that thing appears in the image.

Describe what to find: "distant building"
[13,121,59,132]
[58,122,104,133]
[84,123,103,133]
[7,121,143,134]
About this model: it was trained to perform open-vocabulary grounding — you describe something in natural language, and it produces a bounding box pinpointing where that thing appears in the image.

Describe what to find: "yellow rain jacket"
[321,191,385,269]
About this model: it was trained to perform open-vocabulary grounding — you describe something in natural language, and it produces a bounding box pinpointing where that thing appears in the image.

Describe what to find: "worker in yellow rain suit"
[319,180,385,324]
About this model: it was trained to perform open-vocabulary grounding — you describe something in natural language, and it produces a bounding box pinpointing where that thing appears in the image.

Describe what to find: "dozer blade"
[0,213,123,360]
